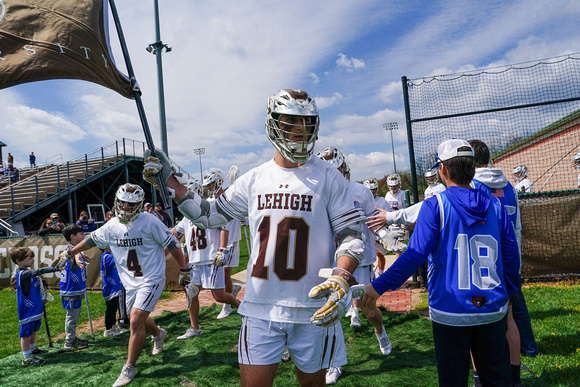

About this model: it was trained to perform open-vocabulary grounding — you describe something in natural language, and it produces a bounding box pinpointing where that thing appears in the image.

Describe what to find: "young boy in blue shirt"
[361,139,521,386]
[11,247,60,365]
[100,246,127,337]
[60,224,90,349]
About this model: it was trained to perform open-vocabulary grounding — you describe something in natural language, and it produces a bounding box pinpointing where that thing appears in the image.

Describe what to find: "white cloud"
[336,53,366,71]
[315,93,343,109]
[310,72,320,84]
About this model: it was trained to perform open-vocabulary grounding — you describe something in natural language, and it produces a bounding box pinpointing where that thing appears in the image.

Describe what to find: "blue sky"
[2,0,580,183]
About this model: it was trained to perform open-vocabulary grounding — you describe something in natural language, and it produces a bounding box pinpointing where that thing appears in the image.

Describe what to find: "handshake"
[51,249,72,269]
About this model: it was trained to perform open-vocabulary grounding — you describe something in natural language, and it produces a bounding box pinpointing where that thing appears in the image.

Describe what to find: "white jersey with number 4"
[174,216,220,265]
[215,157,366,324]
[90,213,179,291]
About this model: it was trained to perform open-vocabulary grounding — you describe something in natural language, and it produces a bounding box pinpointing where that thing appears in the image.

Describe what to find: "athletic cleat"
[112,364,135,387]
[217,304,232,319]
[151,327,167,355]
[376,328,392,355]
[177,327,202,340]
[281,348,292,363]
[22,356,46,366]
[31,348,48,355]
[325,366,342,385]
[104,325,126,337]
[350,315,361,329]
[64,337,89,350]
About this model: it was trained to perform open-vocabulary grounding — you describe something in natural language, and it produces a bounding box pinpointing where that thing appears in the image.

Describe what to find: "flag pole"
[108,0,172,209]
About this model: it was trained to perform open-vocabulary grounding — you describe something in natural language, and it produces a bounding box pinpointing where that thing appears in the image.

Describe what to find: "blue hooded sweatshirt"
[372,186,520,326]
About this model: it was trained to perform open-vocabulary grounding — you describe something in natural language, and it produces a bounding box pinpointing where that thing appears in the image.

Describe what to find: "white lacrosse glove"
[179,264,193,288]
[376,228,407,252]
[309,268,365,327]
[143,148,175,190]
[52,249,71,268]
[213,246,230,267]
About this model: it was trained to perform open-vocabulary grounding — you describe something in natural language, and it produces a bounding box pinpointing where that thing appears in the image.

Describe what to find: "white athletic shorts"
[191,263,225,289]
[125,281,164,313]
[353,264,373,286]
[226,241,240,268]
[238,316,347,373]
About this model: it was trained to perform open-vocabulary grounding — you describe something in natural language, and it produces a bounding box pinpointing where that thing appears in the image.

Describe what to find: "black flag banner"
[0,0,133,98]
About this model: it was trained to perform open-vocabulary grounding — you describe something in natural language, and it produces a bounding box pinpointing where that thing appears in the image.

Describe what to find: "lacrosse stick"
[82,257,95,341]
[40,280,53,347]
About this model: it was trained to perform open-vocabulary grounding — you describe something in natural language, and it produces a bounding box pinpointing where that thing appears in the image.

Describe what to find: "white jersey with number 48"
[174,216,220,265]
[90,213,179,290]
[215,157,366,324]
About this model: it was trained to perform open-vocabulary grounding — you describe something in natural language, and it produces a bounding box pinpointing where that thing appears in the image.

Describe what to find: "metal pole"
[194,148,205,182]
[383,122,398,173]
[148,0,170,155]
[109,0,171,209]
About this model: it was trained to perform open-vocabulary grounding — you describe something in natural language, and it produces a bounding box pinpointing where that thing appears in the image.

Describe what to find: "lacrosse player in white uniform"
[512,165,534,193]
[363,178,393,277]
[171,178,241,339]
[318,147,394,385]
[53,183,189,387]
[202,170,244,320]
[423,168,446,199]
[384,173,408,262]
[143,89,367,387]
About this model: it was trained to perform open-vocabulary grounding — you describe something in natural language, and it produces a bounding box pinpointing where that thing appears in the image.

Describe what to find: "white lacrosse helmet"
[202,170,224,198]
[573,152,580,170]
[363,178,379,197]
[114,183,145,224]
[512,165,528,182]
[266,89,320,164]
[186,179,203,196]
[387,173,401,194]
[424,169,438,186]
[317,147,350,180]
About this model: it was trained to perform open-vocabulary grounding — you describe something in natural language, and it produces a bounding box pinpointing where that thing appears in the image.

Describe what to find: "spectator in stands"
[76,210,97,232]
[105,211,114,222]
[7,152,13,169]
[154,202,172,228]
[38,214,64,235]
[29,152,36,168]
[9,167,19,183]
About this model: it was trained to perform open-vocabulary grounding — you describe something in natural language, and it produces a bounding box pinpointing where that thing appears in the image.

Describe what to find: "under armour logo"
[279,184,289,189]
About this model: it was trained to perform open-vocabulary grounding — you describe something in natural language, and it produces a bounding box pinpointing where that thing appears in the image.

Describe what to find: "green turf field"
[0,282,578,386]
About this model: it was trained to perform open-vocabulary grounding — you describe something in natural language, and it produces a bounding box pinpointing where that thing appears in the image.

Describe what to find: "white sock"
[23,350,33,360]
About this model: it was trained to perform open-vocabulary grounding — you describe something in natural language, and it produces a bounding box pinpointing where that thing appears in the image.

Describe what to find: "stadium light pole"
[146,0,171,155]
[194,148,205,182]
[384,122,398,173]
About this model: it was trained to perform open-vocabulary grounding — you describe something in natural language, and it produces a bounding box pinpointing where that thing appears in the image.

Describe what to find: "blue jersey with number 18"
[372,186,520,327]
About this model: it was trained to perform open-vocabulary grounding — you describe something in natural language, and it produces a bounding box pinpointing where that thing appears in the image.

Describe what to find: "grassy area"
[0,281,578,386]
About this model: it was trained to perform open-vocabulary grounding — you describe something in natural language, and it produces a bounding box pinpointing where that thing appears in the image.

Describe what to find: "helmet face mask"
[114,183,145,224]
[202,170,224,198]
[512,165,528,182]
[317,147,350,180]
[266,89,320,164]
[387,173,401,194]
[425,169,438,186]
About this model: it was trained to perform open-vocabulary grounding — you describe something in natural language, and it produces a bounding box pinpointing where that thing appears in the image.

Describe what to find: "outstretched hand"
[366,207,389,232]
[359,283,381,310]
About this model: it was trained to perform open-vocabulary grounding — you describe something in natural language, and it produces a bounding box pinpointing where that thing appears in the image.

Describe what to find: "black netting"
[404,54,580,279]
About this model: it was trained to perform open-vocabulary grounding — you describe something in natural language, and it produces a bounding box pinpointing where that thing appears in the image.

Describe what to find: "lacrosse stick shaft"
[83,264,95,341]
[109,0,171,209]
[243,225,251,255]
[43,305,53,347]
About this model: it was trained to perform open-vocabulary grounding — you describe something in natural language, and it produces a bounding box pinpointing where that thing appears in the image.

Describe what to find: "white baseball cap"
[436,139,474,161]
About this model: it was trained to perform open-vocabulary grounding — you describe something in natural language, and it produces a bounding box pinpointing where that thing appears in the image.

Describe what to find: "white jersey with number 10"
[215,157,366,324]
